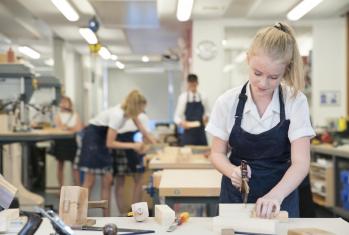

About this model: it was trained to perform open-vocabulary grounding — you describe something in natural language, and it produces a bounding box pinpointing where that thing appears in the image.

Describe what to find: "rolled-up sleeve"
[205,97,229,141]
[288,94,315,142]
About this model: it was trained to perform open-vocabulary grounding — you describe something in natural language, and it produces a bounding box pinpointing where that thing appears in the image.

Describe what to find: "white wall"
[107,68,182,122]
[192,20,226,108]
[312,18,347,127]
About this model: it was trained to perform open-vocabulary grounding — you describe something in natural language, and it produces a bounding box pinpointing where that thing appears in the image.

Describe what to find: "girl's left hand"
[255,196,281,219]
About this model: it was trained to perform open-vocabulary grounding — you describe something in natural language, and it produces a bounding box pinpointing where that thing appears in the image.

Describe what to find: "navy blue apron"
[219,82,299,217]
[115,131,140,172]
[182,93,208,146]
[79,124,112,171]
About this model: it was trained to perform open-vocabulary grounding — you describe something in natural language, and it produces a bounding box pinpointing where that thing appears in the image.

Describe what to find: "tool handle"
[241,160,248,179]
[88,200,108,209]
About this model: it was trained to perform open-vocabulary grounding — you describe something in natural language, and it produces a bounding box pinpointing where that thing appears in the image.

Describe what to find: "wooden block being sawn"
[213,203,288,234]
[287,228,335,235]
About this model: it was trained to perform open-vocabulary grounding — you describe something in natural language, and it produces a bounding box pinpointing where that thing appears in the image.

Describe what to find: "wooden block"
[154,204,175,226]
[0,174,17,209]
[251,209,288,222]
[288,228,335,235]
[186,121,201,128]
[220,203,288,222]
[213,216,276,234]
[59,186,88,226]
[221,228,235,235]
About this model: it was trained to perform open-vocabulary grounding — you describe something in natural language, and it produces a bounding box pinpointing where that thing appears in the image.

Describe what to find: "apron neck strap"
[234,82,286,127]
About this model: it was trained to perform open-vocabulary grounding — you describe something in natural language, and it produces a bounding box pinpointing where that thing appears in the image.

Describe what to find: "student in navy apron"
[79,90,156,216]
[206,22,315,218]
[174,74,209,146]
[53,96,83,188]
[112,113,150,214]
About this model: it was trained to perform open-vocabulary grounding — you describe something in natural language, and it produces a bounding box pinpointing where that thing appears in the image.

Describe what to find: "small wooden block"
[221,228,235,235]
[59,186,88,226]
[288,228,335,235]
[154,204,175,226]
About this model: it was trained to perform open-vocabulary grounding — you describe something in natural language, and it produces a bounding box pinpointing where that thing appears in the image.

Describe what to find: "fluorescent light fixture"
[44,58,54,66]
[111,55,118,61]
[287,0,322,21]
[176,0,194,22]
[79,28,98,44]
[234,51,246,63]
[18,46,40,59]
[115,61,125,69]
[71,0,95,15]
[99,47,111,60]
[51,0,79,22]
[142,56,149,63]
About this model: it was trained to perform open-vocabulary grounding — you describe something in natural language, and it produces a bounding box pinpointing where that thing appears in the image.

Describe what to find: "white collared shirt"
[206,84,315,143]
[174,91,210,125]
[89,105,126,130]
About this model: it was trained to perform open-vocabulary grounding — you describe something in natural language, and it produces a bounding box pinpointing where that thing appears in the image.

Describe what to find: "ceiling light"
[234,51,246,63]
[222,40,227,46]
[111,55,118,61]
[51,0,79,22]
[99,47,111,60]
[177,0,194,22]
[142,56,150,63]
[18,46,40,59]
[115,61,125,69]
[44,58,54,66]
[287,0,322,21]
[79,28,98,44]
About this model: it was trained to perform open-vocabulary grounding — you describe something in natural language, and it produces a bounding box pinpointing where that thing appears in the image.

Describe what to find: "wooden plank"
[159,169,221,197]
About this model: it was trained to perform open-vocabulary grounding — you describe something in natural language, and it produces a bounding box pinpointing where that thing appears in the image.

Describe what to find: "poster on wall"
[320,90,340,106]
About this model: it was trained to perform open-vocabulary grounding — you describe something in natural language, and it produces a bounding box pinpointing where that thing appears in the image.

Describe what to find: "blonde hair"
[121,90,147,118]
[248,22,304,96]
[60,96,73,111]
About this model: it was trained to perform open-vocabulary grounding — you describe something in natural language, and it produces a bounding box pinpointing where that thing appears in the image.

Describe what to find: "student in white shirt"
[206,22,315,218]
[174,74,209,145]
[53,96,83,187]
[111,113,150,214]
[79,90,155,216]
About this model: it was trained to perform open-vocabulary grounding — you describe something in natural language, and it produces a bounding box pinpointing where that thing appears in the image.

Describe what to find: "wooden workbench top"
[159,169,221,197]
[30,217,349,235]
[148,154,212,169]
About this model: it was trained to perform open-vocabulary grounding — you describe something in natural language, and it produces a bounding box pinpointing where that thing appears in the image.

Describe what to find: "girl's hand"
[133,143,144,153]
[255,196,281,219]
[230,163,251,189]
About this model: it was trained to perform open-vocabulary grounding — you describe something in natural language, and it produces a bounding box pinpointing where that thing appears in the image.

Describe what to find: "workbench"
[158,169,221,217]
[148,154,212,169]
[0,129,74,209]
[29,217,349,235]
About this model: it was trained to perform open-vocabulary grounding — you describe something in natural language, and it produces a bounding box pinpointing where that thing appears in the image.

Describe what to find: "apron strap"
[278,85,286,121]
[234,82,248,127]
